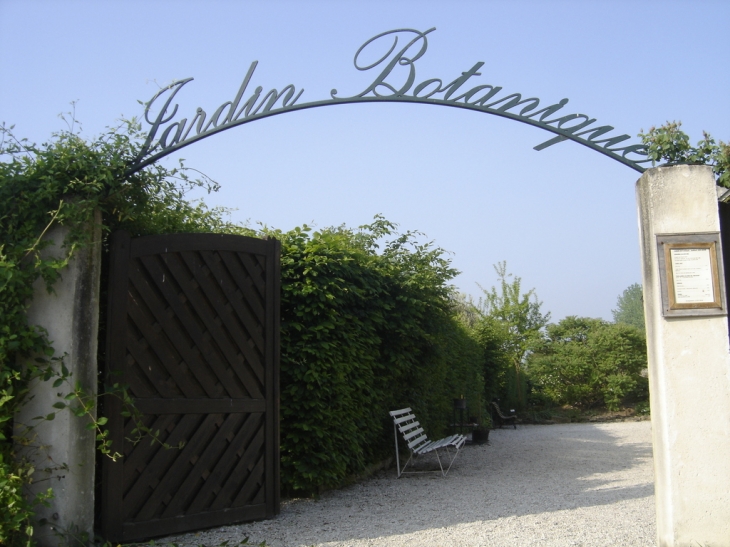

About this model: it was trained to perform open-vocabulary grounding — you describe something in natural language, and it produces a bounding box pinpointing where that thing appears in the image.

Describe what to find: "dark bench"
[491,402,517,429]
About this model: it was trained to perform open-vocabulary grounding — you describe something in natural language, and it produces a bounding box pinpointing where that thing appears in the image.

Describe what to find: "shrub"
[527,317,648,411]
[639,121,729,187]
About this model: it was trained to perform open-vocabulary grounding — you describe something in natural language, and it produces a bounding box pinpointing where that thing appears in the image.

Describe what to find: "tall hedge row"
[264,218,485,493]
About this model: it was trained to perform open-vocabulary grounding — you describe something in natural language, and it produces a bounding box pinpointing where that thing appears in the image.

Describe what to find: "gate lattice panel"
[102,232,280,542]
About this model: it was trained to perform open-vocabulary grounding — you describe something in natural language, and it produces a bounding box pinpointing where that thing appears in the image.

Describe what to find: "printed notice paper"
[670,248,715,304]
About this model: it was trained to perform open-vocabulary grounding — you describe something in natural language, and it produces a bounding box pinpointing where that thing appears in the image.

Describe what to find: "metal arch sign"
[127,28,650,174]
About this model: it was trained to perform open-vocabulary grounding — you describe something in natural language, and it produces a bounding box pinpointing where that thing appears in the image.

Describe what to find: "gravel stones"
[163,422,655,547]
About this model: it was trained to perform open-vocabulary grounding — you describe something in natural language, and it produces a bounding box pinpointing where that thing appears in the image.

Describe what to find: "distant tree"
[527,317,648,411]
[612,283,645,332]
[476,261,550,409]
[470,314,511,404]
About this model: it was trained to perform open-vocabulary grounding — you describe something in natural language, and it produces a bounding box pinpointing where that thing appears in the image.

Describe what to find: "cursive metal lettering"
[128,28,649,175]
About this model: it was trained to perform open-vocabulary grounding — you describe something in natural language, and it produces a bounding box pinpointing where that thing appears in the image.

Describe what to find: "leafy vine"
[0,112,233,546]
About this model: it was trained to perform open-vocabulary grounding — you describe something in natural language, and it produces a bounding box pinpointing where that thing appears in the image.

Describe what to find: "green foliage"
[264,218,484,492]
[468,316,510,403]
[639,121,730,187]
[477,262,550,364]
[423,303,486,427]
[0,450,35,546]
[527,316,648,411]
[0,116,228,545]
[612,283,645,332]
[635,400,650,416]
[473,262,550,410]
[0,446,53,547]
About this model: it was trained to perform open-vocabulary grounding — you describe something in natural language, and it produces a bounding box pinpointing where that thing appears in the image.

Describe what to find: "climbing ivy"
[0,115,231,546]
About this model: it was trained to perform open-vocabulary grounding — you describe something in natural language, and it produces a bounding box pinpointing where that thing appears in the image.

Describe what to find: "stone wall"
[13,212,102,545]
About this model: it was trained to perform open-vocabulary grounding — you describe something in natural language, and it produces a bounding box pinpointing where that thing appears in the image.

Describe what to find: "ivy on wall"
[0,117,230,546]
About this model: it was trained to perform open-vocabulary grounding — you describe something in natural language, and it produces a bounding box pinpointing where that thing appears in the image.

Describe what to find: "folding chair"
[389,408,466,478]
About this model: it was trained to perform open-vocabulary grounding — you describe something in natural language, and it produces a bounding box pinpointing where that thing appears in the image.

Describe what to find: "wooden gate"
[101,231,280,542]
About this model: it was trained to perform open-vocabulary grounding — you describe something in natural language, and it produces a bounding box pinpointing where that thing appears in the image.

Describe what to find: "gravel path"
[165,421,656,546]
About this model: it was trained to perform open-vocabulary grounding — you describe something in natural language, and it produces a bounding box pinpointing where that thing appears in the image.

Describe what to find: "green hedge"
[264,219,485,493]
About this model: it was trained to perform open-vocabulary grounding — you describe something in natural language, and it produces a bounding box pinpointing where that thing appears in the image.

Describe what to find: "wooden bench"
[491,401,518,429]
[389,408,466,478]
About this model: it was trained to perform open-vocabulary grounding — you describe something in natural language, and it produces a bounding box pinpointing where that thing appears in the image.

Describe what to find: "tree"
[470,314,511,403]
[527,316,648,411]
[612,283,645,332]
[476,261,550,409]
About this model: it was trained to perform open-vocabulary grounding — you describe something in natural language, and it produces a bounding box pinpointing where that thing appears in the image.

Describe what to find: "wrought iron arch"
[127,28,649,175]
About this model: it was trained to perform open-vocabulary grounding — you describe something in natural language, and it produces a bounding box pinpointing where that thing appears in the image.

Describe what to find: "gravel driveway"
[165,421,656,547]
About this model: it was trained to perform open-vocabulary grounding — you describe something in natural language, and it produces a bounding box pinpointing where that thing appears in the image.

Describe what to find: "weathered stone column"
[14,211,102,545]
[636,165,730,546]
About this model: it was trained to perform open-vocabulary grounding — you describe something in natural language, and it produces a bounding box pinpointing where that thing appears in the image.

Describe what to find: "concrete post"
[636,165,730,546]
[14,212,102,545]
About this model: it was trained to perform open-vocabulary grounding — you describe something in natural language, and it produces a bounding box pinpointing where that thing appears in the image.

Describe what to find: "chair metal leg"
[431,445,462,477]
[397,453,415,478]
[434,449,445,476]
[393,422,401,477]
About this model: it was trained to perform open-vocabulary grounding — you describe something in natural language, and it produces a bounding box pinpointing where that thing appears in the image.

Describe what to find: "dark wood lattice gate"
[101,231,280,542]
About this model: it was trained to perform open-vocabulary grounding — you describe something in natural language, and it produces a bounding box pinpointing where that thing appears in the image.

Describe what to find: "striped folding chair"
[389,408,466,478]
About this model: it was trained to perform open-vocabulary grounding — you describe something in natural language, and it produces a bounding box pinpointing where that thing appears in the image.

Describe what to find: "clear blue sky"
[2,0,728,321]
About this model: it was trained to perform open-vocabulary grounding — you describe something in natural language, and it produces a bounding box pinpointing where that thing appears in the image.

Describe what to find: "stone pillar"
[14,212,102,545]
[636,165,730,546]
